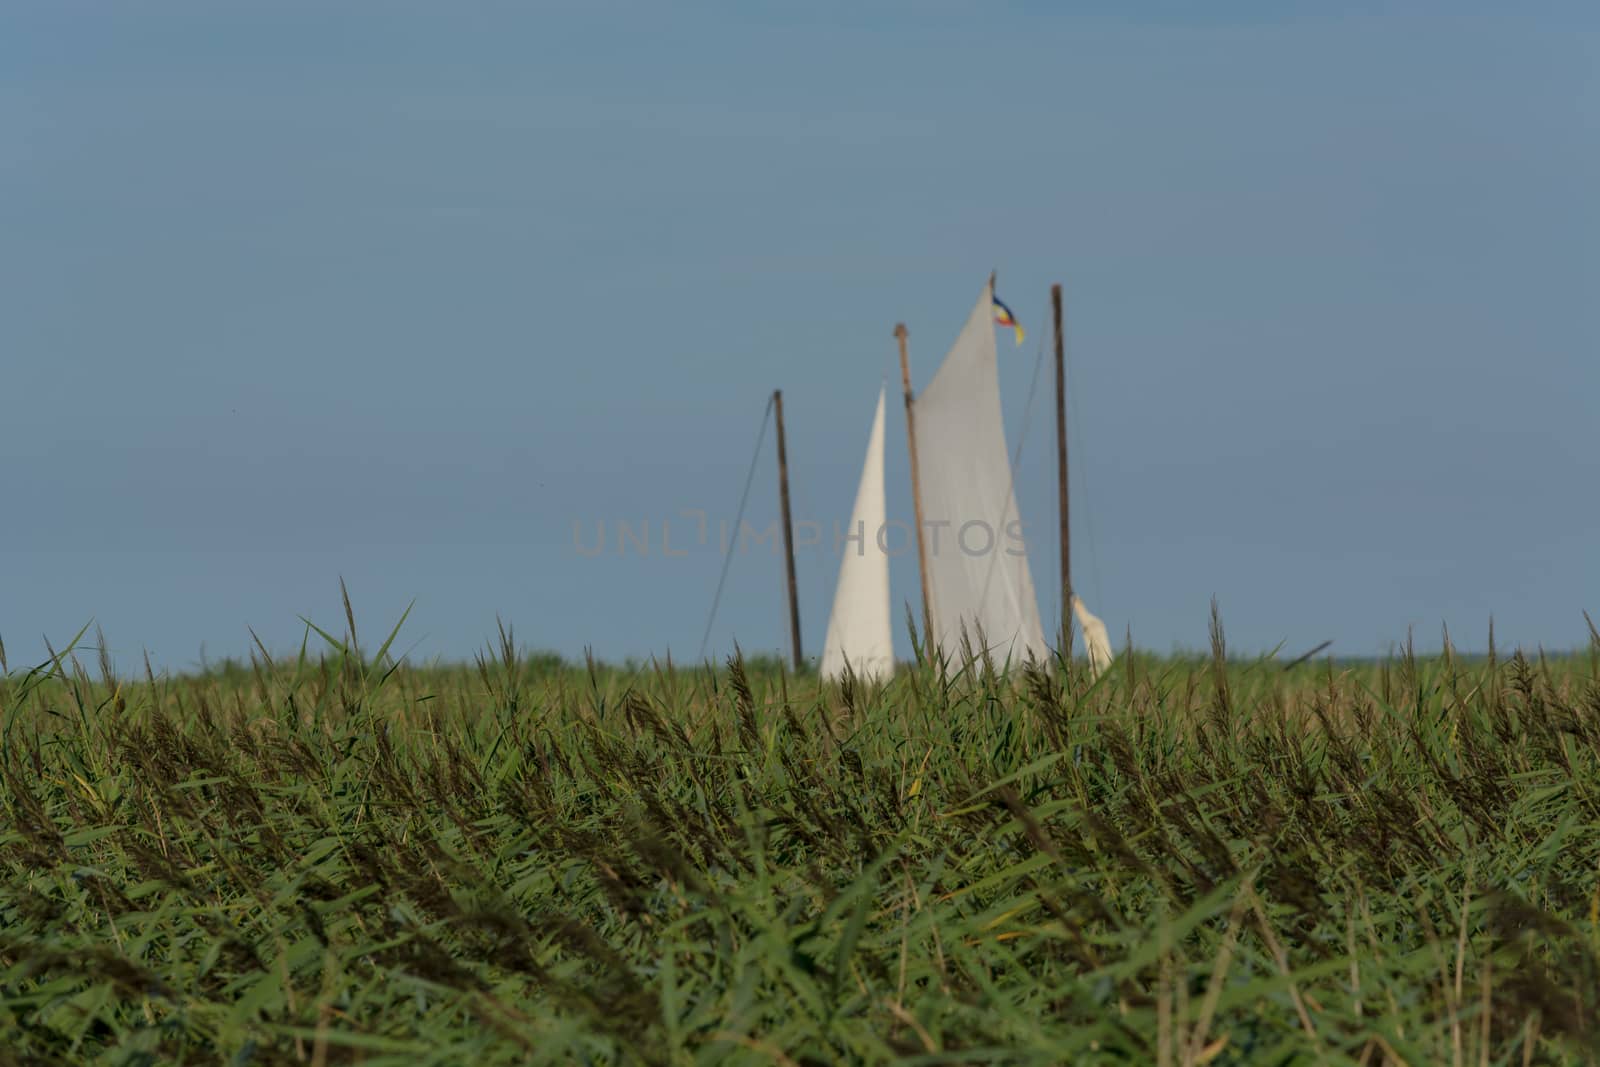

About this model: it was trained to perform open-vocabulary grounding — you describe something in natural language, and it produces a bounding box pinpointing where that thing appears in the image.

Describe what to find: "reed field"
[3,607,1600,1066]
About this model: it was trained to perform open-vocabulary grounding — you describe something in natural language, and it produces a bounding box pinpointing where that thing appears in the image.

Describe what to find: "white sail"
[1072,595,1113,680]
[820,387,894,684]
[912,279,1051,666]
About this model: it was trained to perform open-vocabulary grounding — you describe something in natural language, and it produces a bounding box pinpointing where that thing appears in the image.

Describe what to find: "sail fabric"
[820,387,894,683]
[912,280,1051,666]
[1071,595,1113,680]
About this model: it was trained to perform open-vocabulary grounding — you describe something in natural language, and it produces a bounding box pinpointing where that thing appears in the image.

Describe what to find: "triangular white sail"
[820,387,894,683]
[912,279,1050,666]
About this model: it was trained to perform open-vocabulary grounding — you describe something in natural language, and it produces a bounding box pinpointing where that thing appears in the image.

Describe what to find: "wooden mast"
[896,324,934,646]
[772,389,803,671]
[1052,284,1071,652]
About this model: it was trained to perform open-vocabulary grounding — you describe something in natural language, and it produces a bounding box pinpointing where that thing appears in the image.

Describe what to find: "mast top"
[893,322,908,340]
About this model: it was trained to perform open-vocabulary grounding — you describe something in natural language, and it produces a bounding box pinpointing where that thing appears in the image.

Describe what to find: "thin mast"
[1052,283,1071,650]
[896,324,934,646]
[772,389,804,671]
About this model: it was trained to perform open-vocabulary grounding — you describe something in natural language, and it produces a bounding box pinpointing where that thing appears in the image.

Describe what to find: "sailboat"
[704,273,1107,681]
[819,275,1070,680]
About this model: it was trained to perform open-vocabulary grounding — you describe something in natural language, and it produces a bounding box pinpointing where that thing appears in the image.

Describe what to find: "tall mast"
[1052,284,1071,650]
[772,389,803,671]
[896,324,934,646]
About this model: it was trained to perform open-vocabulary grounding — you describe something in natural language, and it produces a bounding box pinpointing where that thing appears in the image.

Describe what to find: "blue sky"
[3,3,1596,672]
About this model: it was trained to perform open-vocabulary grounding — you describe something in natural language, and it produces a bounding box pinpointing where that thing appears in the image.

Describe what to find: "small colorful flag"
[992,295,1025,346]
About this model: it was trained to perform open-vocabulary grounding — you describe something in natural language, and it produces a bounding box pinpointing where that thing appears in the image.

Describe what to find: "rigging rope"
[697,393,776,663]
[1061,302,1104,612]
